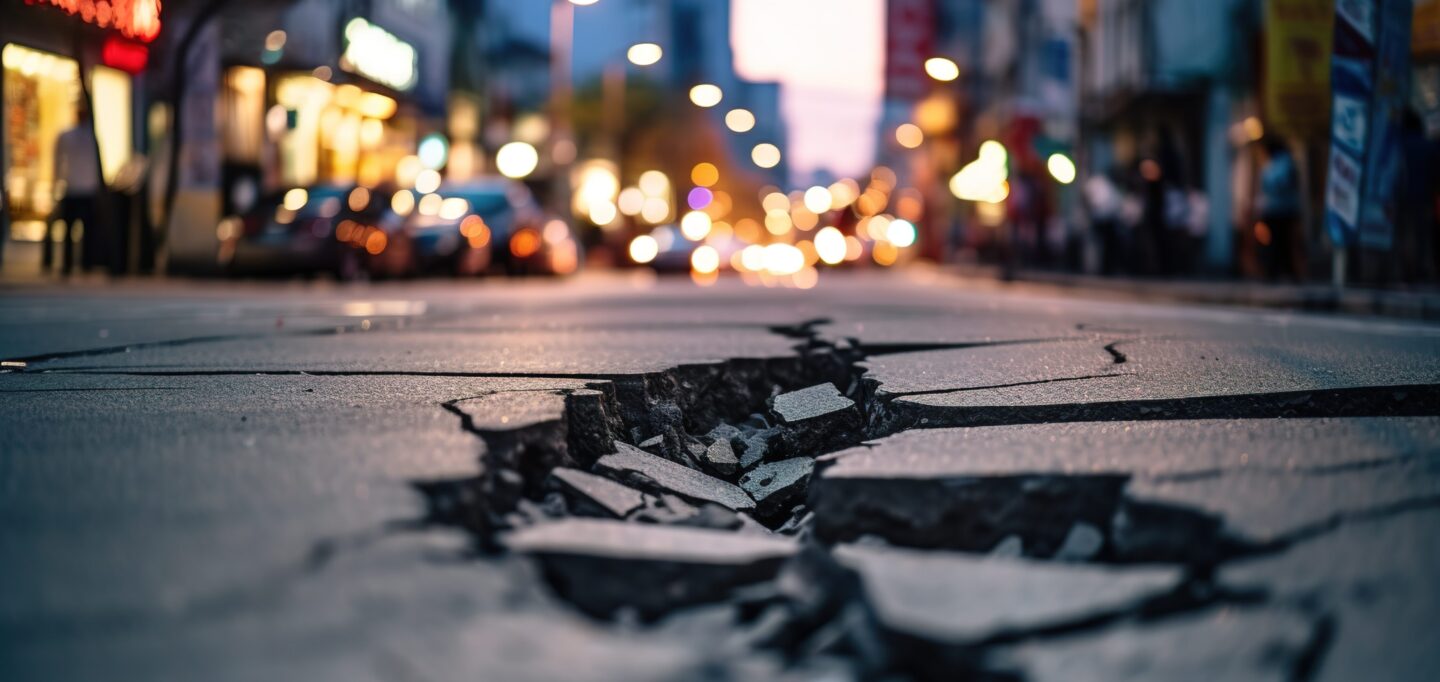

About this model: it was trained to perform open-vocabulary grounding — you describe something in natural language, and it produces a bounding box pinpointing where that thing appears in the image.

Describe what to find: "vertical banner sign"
[1325,0,1378,248]
[1266,0,1336,139]
[885,0,935,101]
[1358,0,1412,249]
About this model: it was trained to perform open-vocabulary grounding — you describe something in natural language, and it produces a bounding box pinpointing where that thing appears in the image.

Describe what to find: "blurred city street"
[3,271,1440,680]
[3,0,1440,679]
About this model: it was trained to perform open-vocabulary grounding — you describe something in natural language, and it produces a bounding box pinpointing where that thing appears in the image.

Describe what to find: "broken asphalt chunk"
[989,607,1315,682]
[703,438,740,476]
[594,443,755,512]
[504,518,797,620]
[739,457,815,520]
[769,383,863,455]
[835,544,1179,648]
[547,467,647,519]
[810,445,1127,556]
[773,383,857,425]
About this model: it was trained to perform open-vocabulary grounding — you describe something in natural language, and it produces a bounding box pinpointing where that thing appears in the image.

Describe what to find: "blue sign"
[1325,0,1413,251]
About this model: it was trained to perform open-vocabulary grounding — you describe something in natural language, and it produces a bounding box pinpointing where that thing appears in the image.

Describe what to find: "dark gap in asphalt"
[879,372,1136,399]
[1288,613,1338,682]
[0,386,194,393]
[1102,341,1128,364]
[875,383,1440,433]
[0,318,413,367]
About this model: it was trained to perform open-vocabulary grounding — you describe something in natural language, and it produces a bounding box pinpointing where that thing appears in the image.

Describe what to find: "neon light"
[340,18,417,92]
[27,0,163,43]
[101,35,148,73]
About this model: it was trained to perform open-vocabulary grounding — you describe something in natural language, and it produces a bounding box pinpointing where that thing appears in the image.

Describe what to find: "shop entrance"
[3,42,132,258]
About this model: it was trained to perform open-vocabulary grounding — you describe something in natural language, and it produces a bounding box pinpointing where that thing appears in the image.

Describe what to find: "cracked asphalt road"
[2,272,1439,681]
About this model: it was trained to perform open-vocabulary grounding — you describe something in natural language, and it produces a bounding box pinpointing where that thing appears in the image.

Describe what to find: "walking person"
[1083,167,1122,275]
[48,102,101,276]
[1256,137,1301,282]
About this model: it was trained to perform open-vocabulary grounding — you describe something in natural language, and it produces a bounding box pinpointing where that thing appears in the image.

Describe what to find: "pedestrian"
[1084,167,1122,275]
[48,101,102,276]
[1256,137,1301,282]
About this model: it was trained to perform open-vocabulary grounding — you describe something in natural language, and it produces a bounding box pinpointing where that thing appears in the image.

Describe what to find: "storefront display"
[3,43,78,241]
[2,43,134,242]
[269,74,405,189]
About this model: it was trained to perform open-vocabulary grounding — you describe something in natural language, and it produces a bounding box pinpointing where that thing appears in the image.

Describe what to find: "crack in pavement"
[366,316,1440,680]
[17,310,1428,680]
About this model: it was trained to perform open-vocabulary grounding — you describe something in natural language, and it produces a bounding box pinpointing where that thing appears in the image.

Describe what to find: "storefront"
[212,14,423,218]
[0,0,156,264]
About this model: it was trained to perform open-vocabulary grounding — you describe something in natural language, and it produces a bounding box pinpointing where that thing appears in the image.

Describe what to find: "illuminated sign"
[27,0,163,43]
[340,18,417,92]
[101,35,148,73]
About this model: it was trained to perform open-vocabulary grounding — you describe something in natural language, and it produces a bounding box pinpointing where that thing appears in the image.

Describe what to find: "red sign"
[25,0,163,43]
[885,0,935,101]
[102,35,148,73]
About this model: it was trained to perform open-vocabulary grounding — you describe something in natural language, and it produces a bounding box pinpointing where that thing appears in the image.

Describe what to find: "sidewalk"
[935,263,1440,322]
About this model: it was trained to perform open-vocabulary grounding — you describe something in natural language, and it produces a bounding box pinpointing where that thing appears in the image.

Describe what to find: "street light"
[496,142,539,179]
[569,0,599,5]
[725,108,755,133]
[689,84,723,108]
[751,143,781,169]
[627,43,662,66]
[924,57,960,82]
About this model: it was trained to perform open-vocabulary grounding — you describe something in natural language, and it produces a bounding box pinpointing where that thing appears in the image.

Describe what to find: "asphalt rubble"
[405,322,1438,681]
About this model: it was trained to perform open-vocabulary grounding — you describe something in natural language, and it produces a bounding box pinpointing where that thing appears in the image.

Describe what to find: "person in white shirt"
[49,102,101,275]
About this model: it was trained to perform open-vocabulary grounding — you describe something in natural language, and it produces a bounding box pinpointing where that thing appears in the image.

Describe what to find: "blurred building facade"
[163,0,458,272]
[881,0,1438,286]
[1,0,160,270]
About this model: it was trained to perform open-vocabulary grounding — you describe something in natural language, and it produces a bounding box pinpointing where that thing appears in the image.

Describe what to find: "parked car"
[388,178,580,278]
[388,181,515,277]
[222,184,387,279]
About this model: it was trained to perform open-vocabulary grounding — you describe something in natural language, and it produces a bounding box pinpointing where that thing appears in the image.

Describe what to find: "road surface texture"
[3,272,1439,681]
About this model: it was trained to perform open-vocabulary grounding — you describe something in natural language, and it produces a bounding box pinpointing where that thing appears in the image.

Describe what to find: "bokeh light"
[725,108,755,132]
[925,57,960,82]
[751,143,781,169]
[689,84,723,108]
[895,123,924,149]
[687,187,714,210]
[283,188,308,211]
[873,241,899,266]
[618,187,645,215]
[588,201,618,227]
[803,186,833,213]
[629,234,659,264]
[1047,153,1077,184]
[815,226,846,265]
[691,245,720,274]
[691,162,720,187]
[626,43,662,66]
[950,140,1010,202]
[439,197,469,221]
[761,191,790,213]
[886,219,917,248]
[680,211,713,241]
[641,197,670,223]
[496,142,539,179]
[638,170,669,197]
[391,190,415,215]
[414,169,441,194]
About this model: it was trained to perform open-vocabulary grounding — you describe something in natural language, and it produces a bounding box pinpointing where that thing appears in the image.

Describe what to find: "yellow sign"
[1416,0,1440,56]
[1265,0,1335,138]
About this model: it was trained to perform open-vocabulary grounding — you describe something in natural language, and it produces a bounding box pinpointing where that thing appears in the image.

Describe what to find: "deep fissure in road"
[399,321,1440,680]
